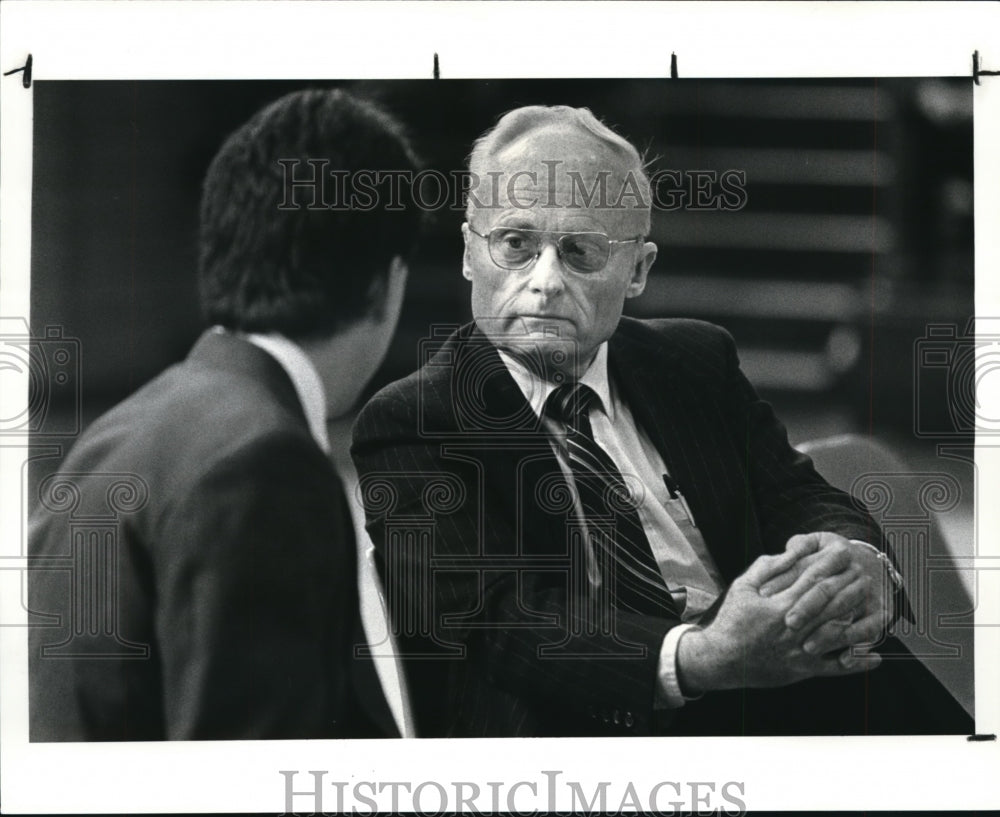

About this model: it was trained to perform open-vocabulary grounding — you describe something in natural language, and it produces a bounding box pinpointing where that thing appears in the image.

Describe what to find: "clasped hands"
[677,532,896,695]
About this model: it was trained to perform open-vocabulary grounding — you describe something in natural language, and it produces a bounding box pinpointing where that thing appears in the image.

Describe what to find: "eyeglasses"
[467,225,644,275]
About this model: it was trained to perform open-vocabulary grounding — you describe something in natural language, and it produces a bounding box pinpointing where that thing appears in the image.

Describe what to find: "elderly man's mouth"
[518,314,572,323]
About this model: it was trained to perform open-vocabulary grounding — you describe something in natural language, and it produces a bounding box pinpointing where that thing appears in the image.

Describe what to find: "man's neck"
[298,326,372,420]
[498,342,612,419]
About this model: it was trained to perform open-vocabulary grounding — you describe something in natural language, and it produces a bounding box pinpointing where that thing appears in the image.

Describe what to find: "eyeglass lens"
[488,229,611,274]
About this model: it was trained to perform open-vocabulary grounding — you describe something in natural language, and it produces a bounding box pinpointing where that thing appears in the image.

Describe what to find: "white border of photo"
[1,2,997,813]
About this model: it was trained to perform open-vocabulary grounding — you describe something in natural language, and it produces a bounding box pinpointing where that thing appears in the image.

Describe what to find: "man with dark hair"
[29,88,421,740]
[352,105,972,737]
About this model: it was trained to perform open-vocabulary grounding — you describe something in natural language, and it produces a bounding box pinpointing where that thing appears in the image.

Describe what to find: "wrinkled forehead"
[495,123,634,173]
[468,125,651,235]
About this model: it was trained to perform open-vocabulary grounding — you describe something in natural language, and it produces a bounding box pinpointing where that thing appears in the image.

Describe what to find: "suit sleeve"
[152,431,362,739]
[733,331,916,625]
[353,387,676,736]
[715,327,914,622]
[716,331,882,548]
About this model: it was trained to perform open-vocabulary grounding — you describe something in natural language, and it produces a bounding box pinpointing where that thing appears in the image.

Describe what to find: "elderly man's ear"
[364,254,409,322]
[461,222,474,282]
[626,241,658,299]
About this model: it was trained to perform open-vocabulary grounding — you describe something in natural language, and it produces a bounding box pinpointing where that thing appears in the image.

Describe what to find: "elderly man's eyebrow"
[492,215,540,229]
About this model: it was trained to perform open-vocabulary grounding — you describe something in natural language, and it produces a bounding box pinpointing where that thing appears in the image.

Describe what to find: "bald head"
[466,106,652,236]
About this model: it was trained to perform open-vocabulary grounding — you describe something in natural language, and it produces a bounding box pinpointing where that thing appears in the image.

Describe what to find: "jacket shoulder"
[618,316,734,348]
[354,325,467,445]
[614,317,737,379]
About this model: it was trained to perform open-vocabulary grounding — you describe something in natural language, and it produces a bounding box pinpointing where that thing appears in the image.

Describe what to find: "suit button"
[624,712,635,728]
[613,710,621,725]
[601,709,610,723]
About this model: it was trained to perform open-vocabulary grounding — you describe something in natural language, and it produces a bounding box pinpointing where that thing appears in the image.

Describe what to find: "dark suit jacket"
[29,330,395,740]
[351,318,906,737]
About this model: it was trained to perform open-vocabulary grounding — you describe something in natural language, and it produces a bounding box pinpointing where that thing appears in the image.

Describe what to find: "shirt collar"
[498,341,615,421]
[234,329,331,453]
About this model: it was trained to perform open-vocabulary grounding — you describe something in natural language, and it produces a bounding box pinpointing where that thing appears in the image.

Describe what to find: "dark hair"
[198,88,422,339]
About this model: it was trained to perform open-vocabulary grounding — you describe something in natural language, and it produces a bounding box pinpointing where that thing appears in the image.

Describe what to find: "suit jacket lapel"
[461,321,758,576]
[608,326,756,584]
[459,324,579,558]
[460,323,546,434]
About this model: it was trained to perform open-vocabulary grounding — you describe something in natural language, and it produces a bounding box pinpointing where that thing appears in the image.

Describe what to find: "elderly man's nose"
[526,244,565,294]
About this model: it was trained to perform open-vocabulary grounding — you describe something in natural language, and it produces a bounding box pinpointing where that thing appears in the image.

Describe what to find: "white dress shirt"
[242,331,331,453]
[499,342,725,707]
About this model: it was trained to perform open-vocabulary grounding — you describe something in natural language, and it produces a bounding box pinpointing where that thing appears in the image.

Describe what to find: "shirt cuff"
[654,623,702,710]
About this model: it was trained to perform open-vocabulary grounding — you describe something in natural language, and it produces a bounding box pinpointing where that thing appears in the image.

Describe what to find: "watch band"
[850,539,905,591]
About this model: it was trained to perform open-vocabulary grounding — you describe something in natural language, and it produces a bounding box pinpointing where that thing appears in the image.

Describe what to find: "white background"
[2,2,998,813]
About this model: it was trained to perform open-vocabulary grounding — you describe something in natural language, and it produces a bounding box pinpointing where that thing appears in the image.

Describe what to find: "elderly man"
[30,89,421,740]
[352,105,971,737]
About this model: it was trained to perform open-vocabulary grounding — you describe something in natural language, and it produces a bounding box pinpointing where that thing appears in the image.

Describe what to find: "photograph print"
[23,77,976,741]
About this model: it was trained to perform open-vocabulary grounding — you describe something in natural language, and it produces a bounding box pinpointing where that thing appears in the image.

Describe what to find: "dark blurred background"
[29,77,974,502]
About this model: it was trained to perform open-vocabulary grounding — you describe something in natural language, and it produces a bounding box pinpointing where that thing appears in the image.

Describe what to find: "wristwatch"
[851,539,905,591]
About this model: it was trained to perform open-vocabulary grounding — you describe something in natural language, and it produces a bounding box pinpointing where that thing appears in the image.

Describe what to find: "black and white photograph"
[1,2,998,814]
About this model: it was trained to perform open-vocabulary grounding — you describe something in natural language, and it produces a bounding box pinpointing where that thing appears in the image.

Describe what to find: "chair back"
[799,434,974,716]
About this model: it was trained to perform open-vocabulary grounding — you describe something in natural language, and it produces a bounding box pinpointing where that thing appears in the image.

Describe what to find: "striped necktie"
[544,382,677,618]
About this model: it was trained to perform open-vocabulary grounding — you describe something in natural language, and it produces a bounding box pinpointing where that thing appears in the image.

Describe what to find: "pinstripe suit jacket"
[351,318,885,737]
